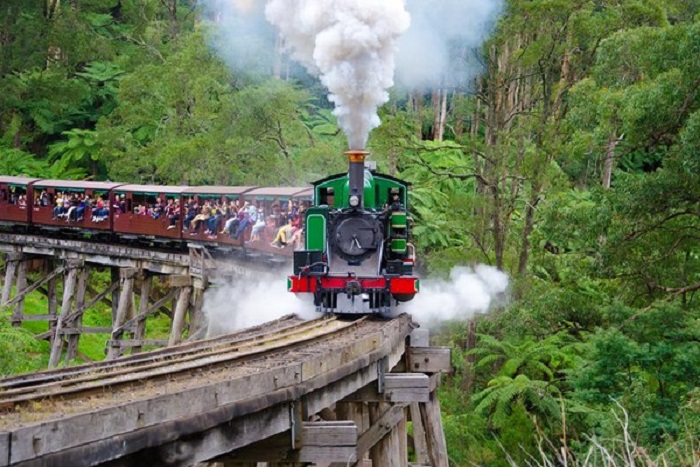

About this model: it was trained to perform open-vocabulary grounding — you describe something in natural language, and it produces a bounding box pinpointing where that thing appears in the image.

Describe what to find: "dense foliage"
[1,0,698,464]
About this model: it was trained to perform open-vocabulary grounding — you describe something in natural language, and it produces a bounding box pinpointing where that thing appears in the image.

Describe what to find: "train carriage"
[30,180,125,232]
[0,176,38,225]
[112,185,188,240]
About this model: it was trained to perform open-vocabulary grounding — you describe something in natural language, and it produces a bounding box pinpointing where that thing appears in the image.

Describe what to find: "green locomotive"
[288,151,419,314]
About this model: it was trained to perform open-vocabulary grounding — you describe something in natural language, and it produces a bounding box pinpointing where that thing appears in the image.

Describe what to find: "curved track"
[0,314,400,431]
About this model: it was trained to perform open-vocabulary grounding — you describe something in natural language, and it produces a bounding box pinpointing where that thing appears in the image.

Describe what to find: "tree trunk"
[45,0,60,19]
[602,129,619,189]
[163,0,178,38]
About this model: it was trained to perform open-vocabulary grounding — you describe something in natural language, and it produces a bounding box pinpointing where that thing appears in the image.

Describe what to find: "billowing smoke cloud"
[405,265,509,328]
[396,0,504,90]
[202,0,502,145]
[265,0,410,150]
[204,272,320,337]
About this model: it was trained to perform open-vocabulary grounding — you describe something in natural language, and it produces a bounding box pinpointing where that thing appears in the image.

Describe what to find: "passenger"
[166,199,180,230]
[270,219,294,248]
[92,197,108,221]
[182,198,197,231]
[18,195,27,209]
[74,196,87,222]
[113,194,126,214]
[65,195,80,222]
[248,208,266,243]
[220,207,242,235]
[205,201,224,237]
[233,202,257,240]
[190,201,211,235]
[53,193,65,219]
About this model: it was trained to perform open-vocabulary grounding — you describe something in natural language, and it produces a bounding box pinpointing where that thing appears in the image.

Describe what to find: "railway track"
[0,313,395,431]
[0,313,305,391]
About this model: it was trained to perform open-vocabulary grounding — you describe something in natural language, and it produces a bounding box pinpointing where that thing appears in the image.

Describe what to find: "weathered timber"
[4,264,64,307]
[113,287,178,338]
[0,431,9,467]
[218,423,357,464]
[6,317,412,466]
[409,403,430,466]
[65,266,89,362]
[131,274,152,354]
[106,268,138,359]
[104,339,168,348]
[419,394,449,467]
[407,346,452,374]
[10,259,26,325]
[1,254,20,304]
[168,285,191,346]
[47,264,80,368]
[343,373,430,403]
[367,403,405,467]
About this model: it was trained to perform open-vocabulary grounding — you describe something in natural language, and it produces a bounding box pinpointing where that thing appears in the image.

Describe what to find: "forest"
[1,0,699,465]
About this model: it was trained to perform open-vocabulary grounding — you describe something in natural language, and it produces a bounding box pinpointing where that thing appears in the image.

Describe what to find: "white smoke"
[396,0,504,90]
[406,265,509,328]
[265,0,410,149]
[203,271,320,337]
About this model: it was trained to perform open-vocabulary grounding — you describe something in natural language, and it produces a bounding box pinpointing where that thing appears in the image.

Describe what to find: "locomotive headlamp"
[349,195,360,207]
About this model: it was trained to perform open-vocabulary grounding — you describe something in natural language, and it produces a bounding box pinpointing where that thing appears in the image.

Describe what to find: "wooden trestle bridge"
[0,233,451,467]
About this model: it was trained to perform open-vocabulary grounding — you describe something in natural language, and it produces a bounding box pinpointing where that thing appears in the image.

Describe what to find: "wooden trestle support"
[208,330,452,467]
[0,238,219,369]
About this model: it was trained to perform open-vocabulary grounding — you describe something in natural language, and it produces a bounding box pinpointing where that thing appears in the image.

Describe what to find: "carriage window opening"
[1,189,6,202]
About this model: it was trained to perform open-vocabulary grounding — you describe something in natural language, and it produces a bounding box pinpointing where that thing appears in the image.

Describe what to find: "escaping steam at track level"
[405,265,509,327]
[204,273,320,336]
[264,0,410,149]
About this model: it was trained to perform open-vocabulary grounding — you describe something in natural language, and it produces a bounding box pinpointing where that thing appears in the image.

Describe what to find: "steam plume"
[406,265,509,328]
[264,0,410,149]
[396,0,504,90]
[204,272,319,337]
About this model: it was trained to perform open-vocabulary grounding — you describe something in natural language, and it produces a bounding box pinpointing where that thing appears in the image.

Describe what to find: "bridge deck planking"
[2,315,412,466]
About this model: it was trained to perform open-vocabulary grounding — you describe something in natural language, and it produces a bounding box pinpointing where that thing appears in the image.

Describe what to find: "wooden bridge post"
[47,258,59,332]
[106,268,138,360]
[64,266,90,363]
[10,256,28,326]
[168,280,192,346]
[409,402,430,465]
[131,272,153,354]
[1,252,21,305]
[48,259,83,368]
[368,402,403,467]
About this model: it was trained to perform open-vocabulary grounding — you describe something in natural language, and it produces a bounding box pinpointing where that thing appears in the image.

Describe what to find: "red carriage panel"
[0,176,38,225]
[112,185,187,239]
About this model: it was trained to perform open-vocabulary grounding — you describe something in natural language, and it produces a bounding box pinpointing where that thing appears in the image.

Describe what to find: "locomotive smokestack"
[346,150,368,209]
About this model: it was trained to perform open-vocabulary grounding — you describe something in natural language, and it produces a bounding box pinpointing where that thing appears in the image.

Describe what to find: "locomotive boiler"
[288,150,419,315]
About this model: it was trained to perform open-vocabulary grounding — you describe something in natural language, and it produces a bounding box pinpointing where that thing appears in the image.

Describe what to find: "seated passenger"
[233,202,257,240]
[190,201,211,235]
[92,197,108,222]
[166,199,180,229]
[270,219,294,248]
[248,209,266,243]
[182,198,197,231]
[53,194,65,219]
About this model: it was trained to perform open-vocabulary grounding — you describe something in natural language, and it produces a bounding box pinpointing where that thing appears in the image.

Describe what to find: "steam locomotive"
[289,151,419,315]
